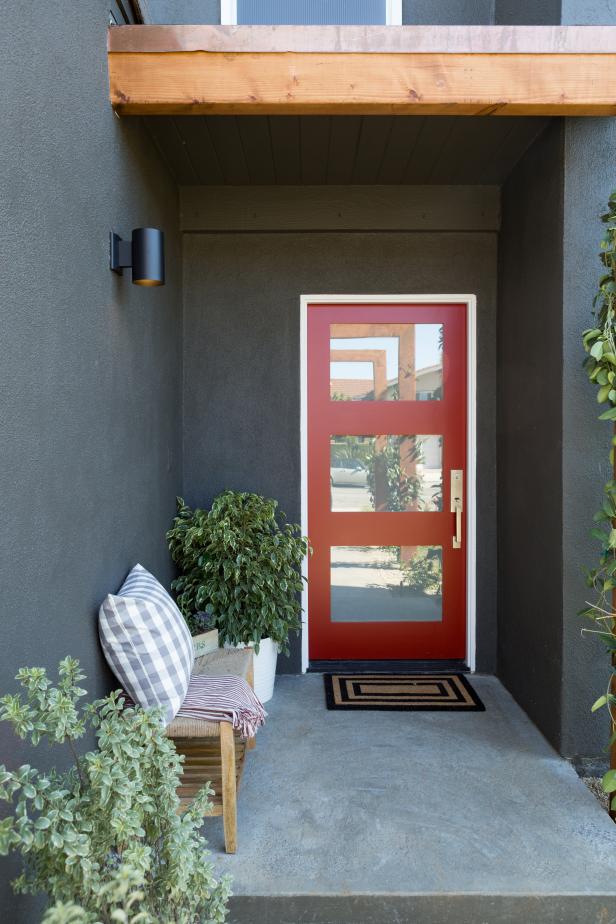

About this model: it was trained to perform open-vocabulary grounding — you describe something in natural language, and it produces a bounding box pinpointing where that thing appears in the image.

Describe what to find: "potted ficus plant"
[167,491,310,703]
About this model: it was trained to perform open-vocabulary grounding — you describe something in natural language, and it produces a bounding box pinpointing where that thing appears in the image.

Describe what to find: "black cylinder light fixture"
[110,227,165,286]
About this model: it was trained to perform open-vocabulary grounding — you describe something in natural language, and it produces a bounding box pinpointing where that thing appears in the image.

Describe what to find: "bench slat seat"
[165,648,254,738]
[166,647,255,853]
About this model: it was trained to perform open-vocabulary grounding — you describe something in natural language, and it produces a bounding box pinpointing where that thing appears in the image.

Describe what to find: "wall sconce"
[109,228,165,287]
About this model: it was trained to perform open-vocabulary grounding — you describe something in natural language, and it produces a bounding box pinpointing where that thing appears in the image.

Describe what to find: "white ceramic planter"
[251,637,278,704]
[224,637,278,704]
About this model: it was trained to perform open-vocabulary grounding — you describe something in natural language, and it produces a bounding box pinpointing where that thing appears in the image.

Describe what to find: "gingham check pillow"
[99,564,194,723]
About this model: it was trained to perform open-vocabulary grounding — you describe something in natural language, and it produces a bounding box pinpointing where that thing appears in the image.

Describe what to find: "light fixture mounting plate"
[109,231,132,275]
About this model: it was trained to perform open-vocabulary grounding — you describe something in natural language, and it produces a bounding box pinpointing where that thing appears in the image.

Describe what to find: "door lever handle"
[451,470,463,549]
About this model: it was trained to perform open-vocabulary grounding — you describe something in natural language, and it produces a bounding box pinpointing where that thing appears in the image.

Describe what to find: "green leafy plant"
[330,435,427,513]
[581,189,616,810]
[167,492,310,654]
[0,658,230,923]
[41,867,151,924]
[401,547,443,597]
[366,436,425,513]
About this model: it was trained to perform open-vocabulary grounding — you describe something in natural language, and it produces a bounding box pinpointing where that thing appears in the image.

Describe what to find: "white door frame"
[300,294,477,672]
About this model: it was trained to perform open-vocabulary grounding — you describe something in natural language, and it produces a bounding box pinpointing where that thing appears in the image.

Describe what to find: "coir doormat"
[324,673,485,712]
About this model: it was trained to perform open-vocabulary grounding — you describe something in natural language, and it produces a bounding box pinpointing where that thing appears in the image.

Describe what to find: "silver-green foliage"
[0,658,230,923]
[581,189,616,808]
[41,867,153,924]
[167,492,310,653]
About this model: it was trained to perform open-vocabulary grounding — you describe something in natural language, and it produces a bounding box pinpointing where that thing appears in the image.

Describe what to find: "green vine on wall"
[581,189,616,804]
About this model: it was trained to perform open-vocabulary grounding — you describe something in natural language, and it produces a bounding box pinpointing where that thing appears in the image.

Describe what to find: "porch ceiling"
[146,114,548,186]
[108,25,616,116]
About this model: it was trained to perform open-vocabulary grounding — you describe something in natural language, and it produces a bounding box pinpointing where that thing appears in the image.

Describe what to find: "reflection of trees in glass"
[331,436,371,467]
[401,547,442,596]
[330,435,431,513]
[366,436,424,513]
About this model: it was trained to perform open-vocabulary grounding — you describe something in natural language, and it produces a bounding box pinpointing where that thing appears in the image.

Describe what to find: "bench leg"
[220,722,237,854]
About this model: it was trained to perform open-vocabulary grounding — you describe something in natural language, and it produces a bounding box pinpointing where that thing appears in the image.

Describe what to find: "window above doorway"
[221,0,402,25]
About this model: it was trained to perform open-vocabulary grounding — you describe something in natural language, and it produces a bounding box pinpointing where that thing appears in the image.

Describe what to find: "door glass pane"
[237,0,386,24]
[330,323,443,401]
[330,435,442,512]
[331,546,443,622]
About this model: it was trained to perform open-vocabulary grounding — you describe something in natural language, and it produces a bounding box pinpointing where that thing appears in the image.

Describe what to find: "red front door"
[307,302,467,661]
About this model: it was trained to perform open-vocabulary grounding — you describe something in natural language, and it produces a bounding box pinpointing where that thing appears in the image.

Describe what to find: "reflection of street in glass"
[330,546,442,623]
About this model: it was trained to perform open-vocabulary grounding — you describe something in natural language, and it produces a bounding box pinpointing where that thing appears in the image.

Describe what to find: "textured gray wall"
[182,230,498,673]
[561,118,616,760]
[403,0,494,23]
[494,0,561,23]
[0,3,182,917]
[497,122,565,751]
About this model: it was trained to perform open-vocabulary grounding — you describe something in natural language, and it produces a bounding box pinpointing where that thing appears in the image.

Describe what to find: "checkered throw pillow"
[99,564,194,723]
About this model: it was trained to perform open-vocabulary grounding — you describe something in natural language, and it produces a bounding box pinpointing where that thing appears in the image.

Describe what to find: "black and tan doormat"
[324,673,485,712]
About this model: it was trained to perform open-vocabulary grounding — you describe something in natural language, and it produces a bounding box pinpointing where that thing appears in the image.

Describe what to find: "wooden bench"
[165,647,256,854]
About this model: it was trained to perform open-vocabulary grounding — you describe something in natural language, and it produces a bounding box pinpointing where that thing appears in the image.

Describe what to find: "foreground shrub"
[0,658,230,923]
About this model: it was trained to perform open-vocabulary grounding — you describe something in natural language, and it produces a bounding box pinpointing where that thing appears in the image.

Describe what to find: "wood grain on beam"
[109,49,616,116]
[179,185,501,232]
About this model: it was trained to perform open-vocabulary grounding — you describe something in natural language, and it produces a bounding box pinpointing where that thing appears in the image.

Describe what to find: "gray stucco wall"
[497,122,565,752]
[494,0,561,23]
[182,229,498,673]
[403,0,494,23]
[146,0,220,23]
[561,118,616,760]
[498,114,616,761]
[0,3,182,917]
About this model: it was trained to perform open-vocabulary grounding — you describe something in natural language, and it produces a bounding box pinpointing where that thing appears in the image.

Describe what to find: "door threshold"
[308,659,470,674]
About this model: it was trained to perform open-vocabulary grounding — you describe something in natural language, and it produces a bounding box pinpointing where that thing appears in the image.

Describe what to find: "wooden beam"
[108,24,616,55]
[108,26,616,117]
[179,185,501,232]
[109,50,616,116]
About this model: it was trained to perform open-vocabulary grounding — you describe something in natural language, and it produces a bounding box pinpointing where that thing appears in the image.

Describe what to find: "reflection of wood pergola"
[330,323,416,400]
[330,349,387,400]
[330,337,419,512]
[331,348,390,511]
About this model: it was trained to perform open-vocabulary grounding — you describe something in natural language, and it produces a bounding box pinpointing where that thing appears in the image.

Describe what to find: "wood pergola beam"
[108,25,616,116]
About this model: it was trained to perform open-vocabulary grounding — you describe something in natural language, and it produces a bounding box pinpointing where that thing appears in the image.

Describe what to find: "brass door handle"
[451,470,463,549]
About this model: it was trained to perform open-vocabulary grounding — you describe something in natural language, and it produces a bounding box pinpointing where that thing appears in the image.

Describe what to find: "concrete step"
[228,893,616,924]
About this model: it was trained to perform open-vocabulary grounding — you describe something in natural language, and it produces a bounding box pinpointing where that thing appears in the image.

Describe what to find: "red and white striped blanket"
[176,673,266,738]
[122,674,266,738]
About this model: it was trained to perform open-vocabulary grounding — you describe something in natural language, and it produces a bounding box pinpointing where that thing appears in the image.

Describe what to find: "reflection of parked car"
[331,459,368,486]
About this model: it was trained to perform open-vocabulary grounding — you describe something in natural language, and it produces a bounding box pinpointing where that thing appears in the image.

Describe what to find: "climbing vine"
[581,189,616,805]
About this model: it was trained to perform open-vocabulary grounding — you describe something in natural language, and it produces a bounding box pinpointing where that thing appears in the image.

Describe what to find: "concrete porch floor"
[207,675,616,924]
